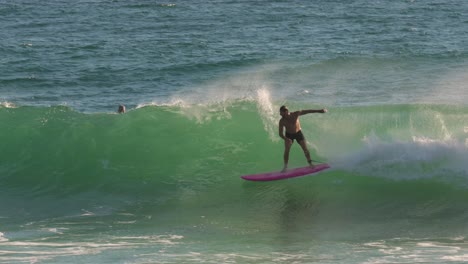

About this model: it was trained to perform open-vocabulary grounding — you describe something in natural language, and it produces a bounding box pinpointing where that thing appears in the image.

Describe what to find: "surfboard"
[241,163,330,182]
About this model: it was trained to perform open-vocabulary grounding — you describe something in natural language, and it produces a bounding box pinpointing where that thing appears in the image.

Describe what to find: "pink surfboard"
[241,163,330,181]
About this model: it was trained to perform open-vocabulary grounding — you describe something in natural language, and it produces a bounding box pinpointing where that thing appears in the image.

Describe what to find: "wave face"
[1,101,467,209]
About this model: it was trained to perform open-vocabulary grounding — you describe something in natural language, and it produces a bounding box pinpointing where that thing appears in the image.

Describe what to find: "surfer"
[279,105,327,172]
[118,105,126,113]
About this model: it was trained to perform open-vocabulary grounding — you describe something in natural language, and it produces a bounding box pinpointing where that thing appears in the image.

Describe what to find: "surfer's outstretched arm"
[297,109,327,115]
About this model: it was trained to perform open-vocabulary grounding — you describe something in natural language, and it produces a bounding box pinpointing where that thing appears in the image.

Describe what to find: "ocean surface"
[1,0,468,263]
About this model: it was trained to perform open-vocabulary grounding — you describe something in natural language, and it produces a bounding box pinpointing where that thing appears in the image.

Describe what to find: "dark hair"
[118,105,126,113]
[279,105,288,112]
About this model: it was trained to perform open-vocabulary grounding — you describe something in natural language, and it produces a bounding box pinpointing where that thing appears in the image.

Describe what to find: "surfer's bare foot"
[308,161,315,169]
[281,167,287,173]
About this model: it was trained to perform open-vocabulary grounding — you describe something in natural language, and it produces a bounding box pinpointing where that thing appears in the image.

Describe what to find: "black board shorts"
[285,130,305,143]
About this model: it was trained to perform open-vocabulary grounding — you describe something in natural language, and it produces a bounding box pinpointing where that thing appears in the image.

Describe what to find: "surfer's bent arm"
[297,109,327,115]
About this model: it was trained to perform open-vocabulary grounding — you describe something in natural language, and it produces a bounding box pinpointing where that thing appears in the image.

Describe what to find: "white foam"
[465,126,468,147]
[136,73,281,129]
[0,101,16,108]
[256,87,279,141]
[136,63,283,112]
[0,232,8,242]
[441,254,468,261]
[136,98,189,109]
[0,234,183,263]
[334,132,468,180]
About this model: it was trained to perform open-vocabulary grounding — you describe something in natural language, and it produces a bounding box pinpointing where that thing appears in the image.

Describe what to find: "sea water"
[1,1,468,263]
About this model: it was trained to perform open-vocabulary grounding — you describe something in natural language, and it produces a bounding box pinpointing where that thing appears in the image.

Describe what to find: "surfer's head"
[118,105,126,114]
[279,105,289,116]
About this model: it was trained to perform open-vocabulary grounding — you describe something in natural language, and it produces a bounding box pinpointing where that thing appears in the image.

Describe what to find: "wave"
[1,97,468,228]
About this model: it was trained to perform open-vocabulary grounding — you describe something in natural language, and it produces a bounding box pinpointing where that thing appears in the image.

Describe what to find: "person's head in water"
[118,105,126,114]
[279,105,289,117]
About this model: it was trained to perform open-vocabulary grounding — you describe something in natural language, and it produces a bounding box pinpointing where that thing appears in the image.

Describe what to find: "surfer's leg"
[282,139,293,172]
[298,140,314,168]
